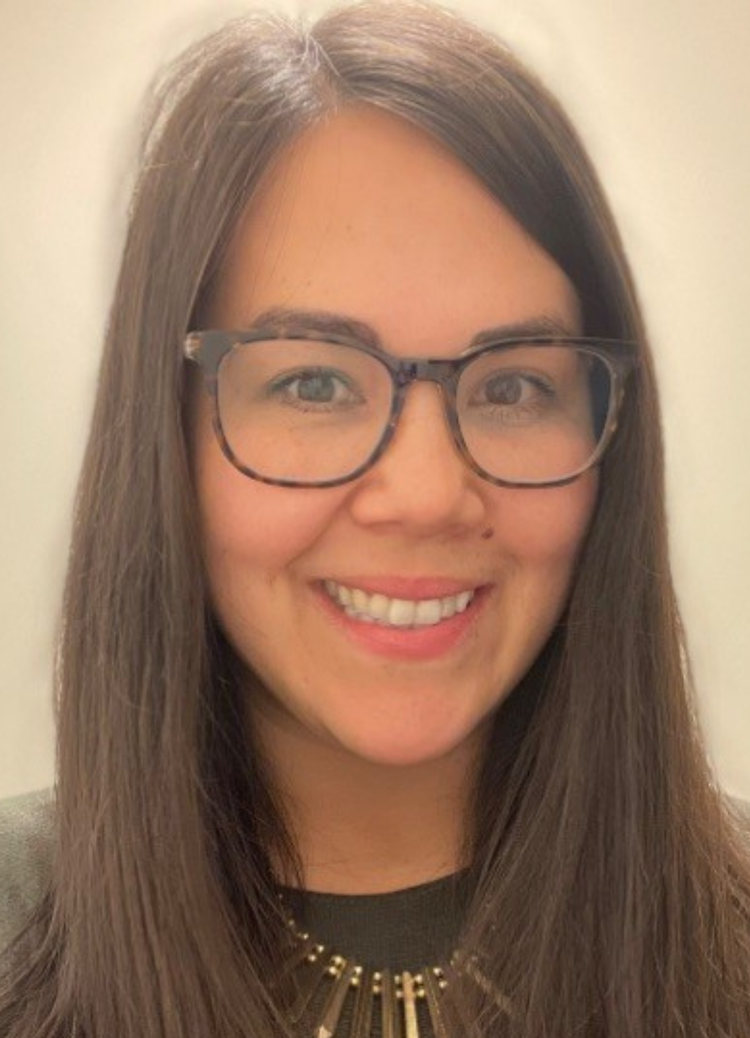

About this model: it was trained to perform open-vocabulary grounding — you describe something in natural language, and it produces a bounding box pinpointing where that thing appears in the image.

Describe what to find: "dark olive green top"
[281,867,470,970]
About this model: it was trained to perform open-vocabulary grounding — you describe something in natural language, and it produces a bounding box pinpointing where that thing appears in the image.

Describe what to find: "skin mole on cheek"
[481,527,494,540]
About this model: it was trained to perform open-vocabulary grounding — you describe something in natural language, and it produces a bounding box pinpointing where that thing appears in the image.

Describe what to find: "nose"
[347,381,488,534]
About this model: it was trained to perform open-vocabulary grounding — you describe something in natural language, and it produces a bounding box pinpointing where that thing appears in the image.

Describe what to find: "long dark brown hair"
[2,2,749,1036]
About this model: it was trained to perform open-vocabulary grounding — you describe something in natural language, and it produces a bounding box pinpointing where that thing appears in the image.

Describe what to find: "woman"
[1,2,749,1036]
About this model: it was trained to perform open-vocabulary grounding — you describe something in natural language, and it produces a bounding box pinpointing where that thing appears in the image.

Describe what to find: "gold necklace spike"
[379,969,400,1038]
[289,948,333,1024]
[348,967,374,1038]
[284,935,322,975]
[400,971,421,1038]
[421,968,451,1038]
[315,959,357,1038]
[271,935,320,1013]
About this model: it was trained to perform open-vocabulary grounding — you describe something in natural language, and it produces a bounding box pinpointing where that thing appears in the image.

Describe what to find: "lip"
[312,580,491,662]
[320,575,485,599]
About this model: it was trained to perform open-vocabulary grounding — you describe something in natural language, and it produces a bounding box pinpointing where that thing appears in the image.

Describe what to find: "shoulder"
[0,786,55,954]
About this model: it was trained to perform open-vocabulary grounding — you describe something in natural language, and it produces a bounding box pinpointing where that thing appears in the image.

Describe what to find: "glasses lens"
[456,345,613,484]
[217,339,393,483]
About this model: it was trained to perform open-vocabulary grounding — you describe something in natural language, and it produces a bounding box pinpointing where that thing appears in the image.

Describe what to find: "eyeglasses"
[184,328,638,489]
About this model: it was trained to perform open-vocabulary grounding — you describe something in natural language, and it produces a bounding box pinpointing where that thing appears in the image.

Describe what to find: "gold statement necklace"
[277,895,515,1038]
[279,902,455,1038]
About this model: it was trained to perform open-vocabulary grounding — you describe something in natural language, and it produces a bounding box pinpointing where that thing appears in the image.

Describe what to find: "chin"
[336,721,481,770]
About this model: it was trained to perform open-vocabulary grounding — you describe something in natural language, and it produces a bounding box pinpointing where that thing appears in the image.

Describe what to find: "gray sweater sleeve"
[0,787,55,954]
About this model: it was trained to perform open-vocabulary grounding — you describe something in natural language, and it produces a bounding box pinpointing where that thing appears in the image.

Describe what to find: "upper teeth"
[323,580,476,627]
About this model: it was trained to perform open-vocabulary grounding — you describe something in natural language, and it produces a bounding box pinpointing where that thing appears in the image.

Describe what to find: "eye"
[267,367,364,410]
[481,372,543,406]
[467,369,556,423]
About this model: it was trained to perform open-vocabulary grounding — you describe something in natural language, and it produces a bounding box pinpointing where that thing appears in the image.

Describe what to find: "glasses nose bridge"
[394,357,456,392]
[389,357,461,453]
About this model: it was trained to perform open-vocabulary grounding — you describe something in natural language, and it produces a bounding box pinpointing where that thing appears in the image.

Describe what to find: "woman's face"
[193,107,598,768]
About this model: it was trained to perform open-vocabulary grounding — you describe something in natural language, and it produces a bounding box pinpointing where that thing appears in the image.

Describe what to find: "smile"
[323,579,476,628]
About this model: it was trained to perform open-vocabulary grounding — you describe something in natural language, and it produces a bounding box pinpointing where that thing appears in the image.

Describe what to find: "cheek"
[487,475,598,572]
[480,476,598,688]
[194,433,344,581]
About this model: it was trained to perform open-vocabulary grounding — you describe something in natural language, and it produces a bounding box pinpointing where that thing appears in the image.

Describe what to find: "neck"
[248,698,486,895]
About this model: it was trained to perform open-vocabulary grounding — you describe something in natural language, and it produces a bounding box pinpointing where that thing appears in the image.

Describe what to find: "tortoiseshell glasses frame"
[184,327,638,489]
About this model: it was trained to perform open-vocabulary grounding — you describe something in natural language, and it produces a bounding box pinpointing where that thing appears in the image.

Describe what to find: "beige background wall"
[1,0,748,802]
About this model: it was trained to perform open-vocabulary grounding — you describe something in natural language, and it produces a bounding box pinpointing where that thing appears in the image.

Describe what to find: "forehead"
[208,106,580,350]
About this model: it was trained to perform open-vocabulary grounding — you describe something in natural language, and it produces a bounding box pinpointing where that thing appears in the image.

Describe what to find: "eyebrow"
[245,307,577,354]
